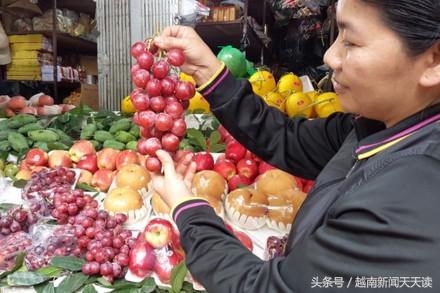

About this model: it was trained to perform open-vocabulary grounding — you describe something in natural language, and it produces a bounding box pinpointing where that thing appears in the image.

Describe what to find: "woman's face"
[324,0,434,126]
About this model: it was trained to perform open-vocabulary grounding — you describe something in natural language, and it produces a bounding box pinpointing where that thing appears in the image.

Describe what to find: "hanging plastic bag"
[176,0,210,27]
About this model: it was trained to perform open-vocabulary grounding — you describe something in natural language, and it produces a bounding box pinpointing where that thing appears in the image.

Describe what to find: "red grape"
[165,102,184,119]
[161,77,176,96]
[131,42,146,58]
[146,79,162,97]
[162,133,180,152]
[137,51,154,70]
[155,113,173,132]
[152,60,170,79]
[171,118,187,137]
[175,81,195,100]
[132,69,150,89]
[100,262,113,276]
[167,48,185,66]
[137,110,156,129]
[131,63,141,75]
[146,156,162,172]
[131,93,150,112]
[150,96,166,113]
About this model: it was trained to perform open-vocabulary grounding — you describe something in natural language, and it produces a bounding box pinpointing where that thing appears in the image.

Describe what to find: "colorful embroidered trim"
[196,62,226,92]
[356,113,440,155]
[173,200,211,222]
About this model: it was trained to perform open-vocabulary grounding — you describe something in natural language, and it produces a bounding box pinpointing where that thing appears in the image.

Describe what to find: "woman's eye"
[343,40,355,48]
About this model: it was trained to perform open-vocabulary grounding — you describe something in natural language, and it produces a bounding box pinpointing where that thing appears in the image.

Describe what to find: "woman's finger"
[183,161,197,188]
[156,150,177,178]
[175,152,194,175]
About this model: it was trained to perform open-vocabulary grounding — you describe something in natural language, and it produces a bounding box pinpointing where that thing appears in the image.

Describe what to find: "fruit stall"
[0,1,342,292]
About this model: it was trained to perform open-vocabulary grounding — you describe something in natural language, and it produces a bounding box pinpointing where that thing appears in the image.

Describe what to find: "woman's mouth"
[331,76,348,93]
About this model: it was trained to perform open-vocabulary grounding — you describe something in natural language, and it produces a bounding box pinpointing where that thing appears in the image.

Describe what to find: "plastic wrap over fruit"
[225,186,307,232]
[22,167,78,201]
[128,217,185,284]
[25,224,78,270]
[0,232,32,272]
[217,46,247,78]
[264,235,288,260]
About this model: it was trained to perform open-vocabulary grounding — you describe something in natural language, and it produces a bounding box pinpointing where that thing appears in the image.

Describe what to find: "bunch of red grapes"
[51,189,98,225]
[22,167,76,201]
[0,207,39,236]
[25,225,79,270]
[76,209,136,283]
[130,40,194,172]
[0,232,32,271]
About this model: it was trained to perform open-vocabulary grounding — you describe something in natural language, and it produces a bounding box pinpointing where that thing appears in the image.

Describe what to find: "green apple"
[4,164,18,179]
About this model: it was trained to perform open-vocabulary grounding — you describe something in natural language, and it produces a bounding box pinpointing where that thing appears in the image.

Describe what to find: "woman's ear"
[420,42,440,88]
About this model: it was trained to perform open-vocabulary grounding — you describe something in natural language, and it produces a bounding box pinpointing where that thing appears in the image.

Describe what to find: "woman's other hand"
[154,25,222,86]
[151,150,197,208]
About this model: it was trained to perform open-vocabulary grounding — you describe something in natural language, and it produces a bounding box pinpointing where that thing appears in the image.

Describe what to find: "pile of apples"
[191,125,314,193]
[130,40,194,172]
[18,141,146,193]
[2,95,74,117]
[129,218,184,284]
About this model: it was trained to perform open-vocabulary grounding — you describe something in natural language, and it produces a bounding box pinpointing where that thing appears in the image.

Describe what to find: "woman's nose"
[324,37,342,72]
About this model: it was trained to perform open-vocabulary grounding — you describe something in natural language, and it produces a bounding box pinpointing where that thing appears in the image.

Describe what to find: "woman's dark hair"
[360,0,439,55]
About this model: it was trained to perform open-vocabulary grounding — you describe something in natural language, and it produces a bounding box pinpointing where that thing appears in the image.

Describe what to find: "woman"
[151,0,440,291]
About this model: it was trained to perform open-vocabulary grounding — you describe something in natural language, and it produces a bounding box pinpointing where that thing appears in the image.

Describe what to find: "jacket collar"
[353,103,440,159]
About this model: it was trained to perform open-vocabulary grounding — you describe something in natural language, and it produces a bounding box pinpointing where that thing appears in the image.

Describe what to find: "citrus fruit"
[314,92,343,118]
[249,70,276,97]
[285,92,313,118]
[264,92,285,112]
[188,91,210,113]
[179,72,196,85]
[277,73,303,97]
[121,95,136,113]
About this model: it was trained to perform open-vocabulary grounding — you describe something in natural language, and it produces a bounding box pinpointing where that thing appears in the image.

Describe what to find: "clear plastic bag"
[22,167,78,201]
[128,217,184,284]
[264,234,288,260]
[176,0,210,27]
[25,224,78,270]
[0,232,33,272]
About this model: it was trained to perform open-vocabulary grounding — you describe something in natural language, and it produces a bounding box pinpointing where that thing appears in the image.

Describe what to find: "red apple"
[227,174,252,191]
[218,125,234,143]
[154,251,183,284]
[128,241,156,278]
[78,169,93,185]
[225,141,246,163]
[91,169,113,192]
[193,152,214,171]
[69,140,96,162]
[25,148,48,167]
[76,154,98,173]
[48,150,73,168]
[213,159,236,180]
[97,148,120,171]
[258,161,275,175]
[303,180,314,193]
[143,218,175,249]
[234,231,253,251]
[19,160,31,172]
[115,150,139,170]
[236,158,258,180]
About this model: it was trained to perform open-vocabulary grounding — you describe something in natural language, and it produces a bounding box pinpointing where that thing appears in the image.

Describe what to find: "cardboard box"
[80,83,99,110]
[80,56,98,76]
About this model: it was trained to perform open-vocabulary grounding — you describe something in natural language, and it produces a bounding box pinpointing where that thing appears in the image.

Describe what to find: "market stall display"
[0,22,345,290]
